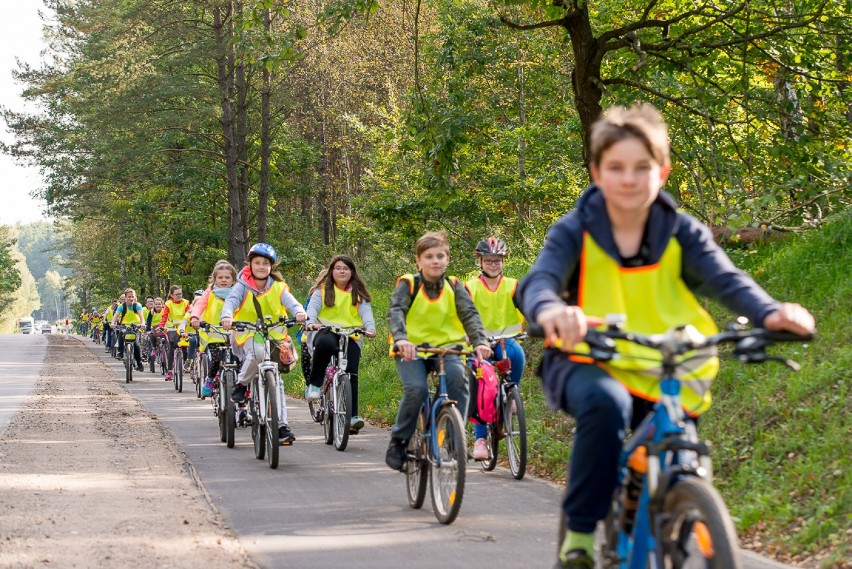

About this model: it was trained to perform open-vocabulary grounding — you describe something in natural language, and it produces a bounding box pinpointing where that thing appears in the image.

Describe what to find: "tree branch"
[499,15,568,31]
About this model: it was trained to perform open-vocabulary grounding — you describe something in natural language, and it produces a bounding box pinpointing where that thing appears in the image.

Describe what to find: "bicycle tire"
[223,370,236,448]
[406,410,428,509]
[173,349,184,393]
[252,386,266,461]
[216,376,226,443]
[332,372,352,451]
[264,370,280,469]
[308,398,323,422]
[482,422,498,471]
[505,386,527,480]
[429,405,466,524]
[149,344,156,373]
[322,391,334,445]
[657,477,742,569]
[124,346,132,384]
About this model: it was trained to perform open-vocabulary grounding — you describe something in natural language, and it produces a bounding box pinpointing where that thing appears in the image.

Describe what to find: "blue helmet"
[248,242,277,264]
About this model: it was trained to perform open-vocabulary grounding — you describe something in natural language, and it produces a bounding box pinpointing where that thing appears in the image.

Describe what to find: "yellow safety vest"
[141,307,150,326]
[465,275,524,337]
[200,293,226,347]
[389,274,466,357]
[163,299,190,331]
[232,280,291,346]
[316,285,363,329]
[575,232,719,416]
[118,303,144,326]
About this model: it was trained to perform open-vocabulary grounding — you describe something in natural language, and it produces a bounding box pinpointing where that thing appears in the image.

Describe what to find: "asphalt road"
[2,334,795,569]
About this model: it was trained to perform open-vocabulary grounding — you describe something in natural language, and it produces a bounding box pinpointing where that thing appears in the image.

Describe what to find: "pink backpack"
[469,360,499,424]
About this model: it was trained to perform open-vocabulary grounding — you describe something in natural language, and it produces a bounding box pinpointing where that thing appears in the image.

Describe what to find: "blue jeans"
[188,336,198,360]
[547,361,632,535]
[474,339,526,440]
[391,354,469,441]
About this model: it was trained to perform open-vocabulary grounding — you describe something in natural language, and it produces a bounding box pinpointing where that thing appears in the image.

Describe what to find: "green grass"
[284,211,850,565]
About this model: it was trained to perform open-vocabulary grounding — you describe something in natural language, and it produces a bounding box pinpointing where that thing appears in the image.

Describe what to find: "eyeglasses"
[482,259,504,266]
[174,293,183,296]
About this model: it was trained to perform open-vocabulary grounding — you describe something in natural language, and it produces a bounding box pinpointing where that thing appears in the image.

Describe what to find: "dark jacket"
[518,185,780,327]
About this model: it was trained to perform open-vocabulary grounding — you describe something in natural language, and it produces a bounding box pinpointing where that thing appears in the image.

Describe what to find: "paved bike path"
[0,334,49,437]
[79,336,795,569]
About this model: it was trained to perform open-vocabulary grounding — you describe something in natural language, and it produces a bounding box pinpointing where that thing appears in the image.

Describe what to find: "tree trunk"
[257,7,272,243]
[213,4,247,267]
[564,5,603,170]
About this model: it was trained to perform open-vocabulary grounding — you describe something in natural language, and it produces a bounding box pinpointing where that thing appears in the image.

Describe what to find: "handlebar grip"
[760,330,814,342]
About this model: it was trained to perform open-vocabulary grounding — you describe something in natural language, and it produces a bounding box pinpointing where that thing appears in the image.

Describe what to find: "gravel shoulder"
[0,335,256,568]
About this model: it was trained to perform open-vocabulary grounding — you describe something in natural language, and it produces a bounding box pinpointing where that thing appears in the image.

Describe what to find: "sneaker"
[385,437,407,471]
[278,425,296,445]
[305,385,321,401]
[231,383,248,403]
[201,377,215,398]
[135,361,144,372]
[350,416,365,433]
[165,372,173,381]
[473,438,489,461]
[555,550,594,569]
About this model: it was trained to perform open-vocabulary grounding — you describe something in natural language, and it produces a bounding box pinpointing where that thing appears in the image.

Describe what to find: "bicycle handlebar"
[229,316,299,334]
[527,319,812,369]
[412,343,472,357]
[310,324,368,337]
[487,332,528,343]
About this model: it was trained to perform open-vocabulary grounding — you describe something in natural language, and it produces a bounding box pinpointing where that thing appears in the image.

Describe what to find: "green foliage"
[0,227,22,314]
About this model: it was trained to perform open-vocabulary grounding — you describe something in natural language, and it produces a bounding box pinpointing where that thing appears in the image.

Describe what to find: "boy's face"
[590,137,670,219]
[417,246,450,280]
[250,256,272,280]
[154,299,164,310]
[146,298,154,308]
[126,292,137,304]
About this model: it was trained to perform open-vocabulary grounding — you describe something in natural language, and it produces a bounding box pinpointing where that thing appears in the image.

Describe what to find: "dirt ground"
[0,335,256,568]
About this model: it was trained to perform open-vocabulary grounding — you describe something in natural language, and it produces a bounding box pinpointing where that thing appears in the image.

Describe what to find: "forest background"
[0,0,849,566]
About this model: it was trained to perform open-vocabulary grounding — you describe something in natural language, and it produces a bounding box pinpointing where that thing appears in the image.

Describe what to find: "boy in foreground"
[518,103,815,568]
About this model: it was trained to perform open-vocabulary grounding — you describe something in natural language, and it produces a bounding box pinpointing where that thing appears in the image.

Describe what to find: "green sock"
[559,530,595,561]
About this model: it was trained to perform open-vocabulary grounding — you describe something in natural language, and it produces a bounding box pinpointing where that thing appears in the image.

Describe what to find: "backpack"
[467,359,499,424]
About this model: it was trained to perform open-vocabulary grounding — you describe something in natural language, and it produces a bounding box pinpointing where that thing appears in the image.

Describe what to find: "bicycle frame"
[415,347,469,467]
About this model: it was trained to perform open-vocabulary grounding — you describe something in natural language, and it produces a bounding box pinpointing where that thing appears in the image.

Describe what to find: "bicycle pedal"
[280,440,293,446]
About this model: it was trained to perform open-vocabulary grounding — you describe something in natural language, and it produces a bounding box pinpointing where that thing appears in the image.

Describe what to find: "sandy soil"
[0,335,256,568]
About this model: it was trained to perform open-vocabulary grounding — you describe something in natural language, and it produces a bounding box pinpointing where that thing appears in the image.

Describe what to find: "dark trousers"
[116,332,142,364]
[309,330,362,415]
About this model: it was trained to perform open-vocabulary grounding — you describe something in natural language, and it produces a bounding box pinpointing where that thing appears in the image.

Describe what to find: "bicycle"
[230,316,298,469]
[479,332,528,480]
[402,344,470,525]
[199,323,240,446]
[307,325,365,452]
[184,330,204,398]
[151,330,170,377]
[117,324,142,384]
[533,317,812,569]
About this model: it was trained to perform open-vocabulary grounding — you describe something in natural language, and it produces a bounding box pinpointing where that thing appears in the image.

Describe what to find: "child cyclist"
[385,231,492,471]
[518,103,815,569]
[465,237,526,461]
[158,286,191,381]
[189,260,238,397]
[221,243,307,444]
[110,288,145,372]
[304,255,377,434]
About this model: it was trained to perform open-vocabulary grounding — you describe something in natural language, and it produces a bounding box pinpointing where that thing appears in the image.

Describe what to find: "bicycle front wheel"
[222,370,236,448]
[505,386,527,480]
[264,370,280,469]
[332,373,352,451]
[406,410,428,509]
[657,477,742,569]
[483,422,498,472]
[252,386,266,461]
[124,347,132,384]
[429,405,466,524]
[173,349,184,393]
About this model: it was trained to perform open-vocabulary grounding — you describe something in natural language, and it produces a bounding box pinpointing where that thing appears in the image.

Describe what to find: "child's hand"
[295,312,307,323]
[190,317,200,328]
[305,322,320,331]
[474,344,492,361]
[536,305,602,350]
[395,340,416,361]
[221,317,233,330]
[365,329,377,338]
[763,303,815,336]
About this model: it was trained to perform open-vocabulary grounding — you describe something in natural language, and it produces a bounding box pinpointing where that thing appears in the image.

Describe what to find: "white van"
[18,317,35,334]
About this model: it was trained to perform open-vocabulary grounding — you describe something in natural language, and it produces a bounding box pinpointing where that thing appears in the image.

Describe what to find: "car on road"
[41,324,52,334]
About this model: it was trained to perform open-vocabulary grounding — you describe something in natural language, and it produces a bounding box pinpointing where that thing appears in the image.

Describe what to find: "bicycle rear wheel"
[173,349,184,393]
[406,410,428,509]
[482,422,498,471]
[505,386,527,480]
[332,373,352,451]
[429,405,466,524]
[657,477,741,569]
[264,370,280,469]
[322,392,334,445]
